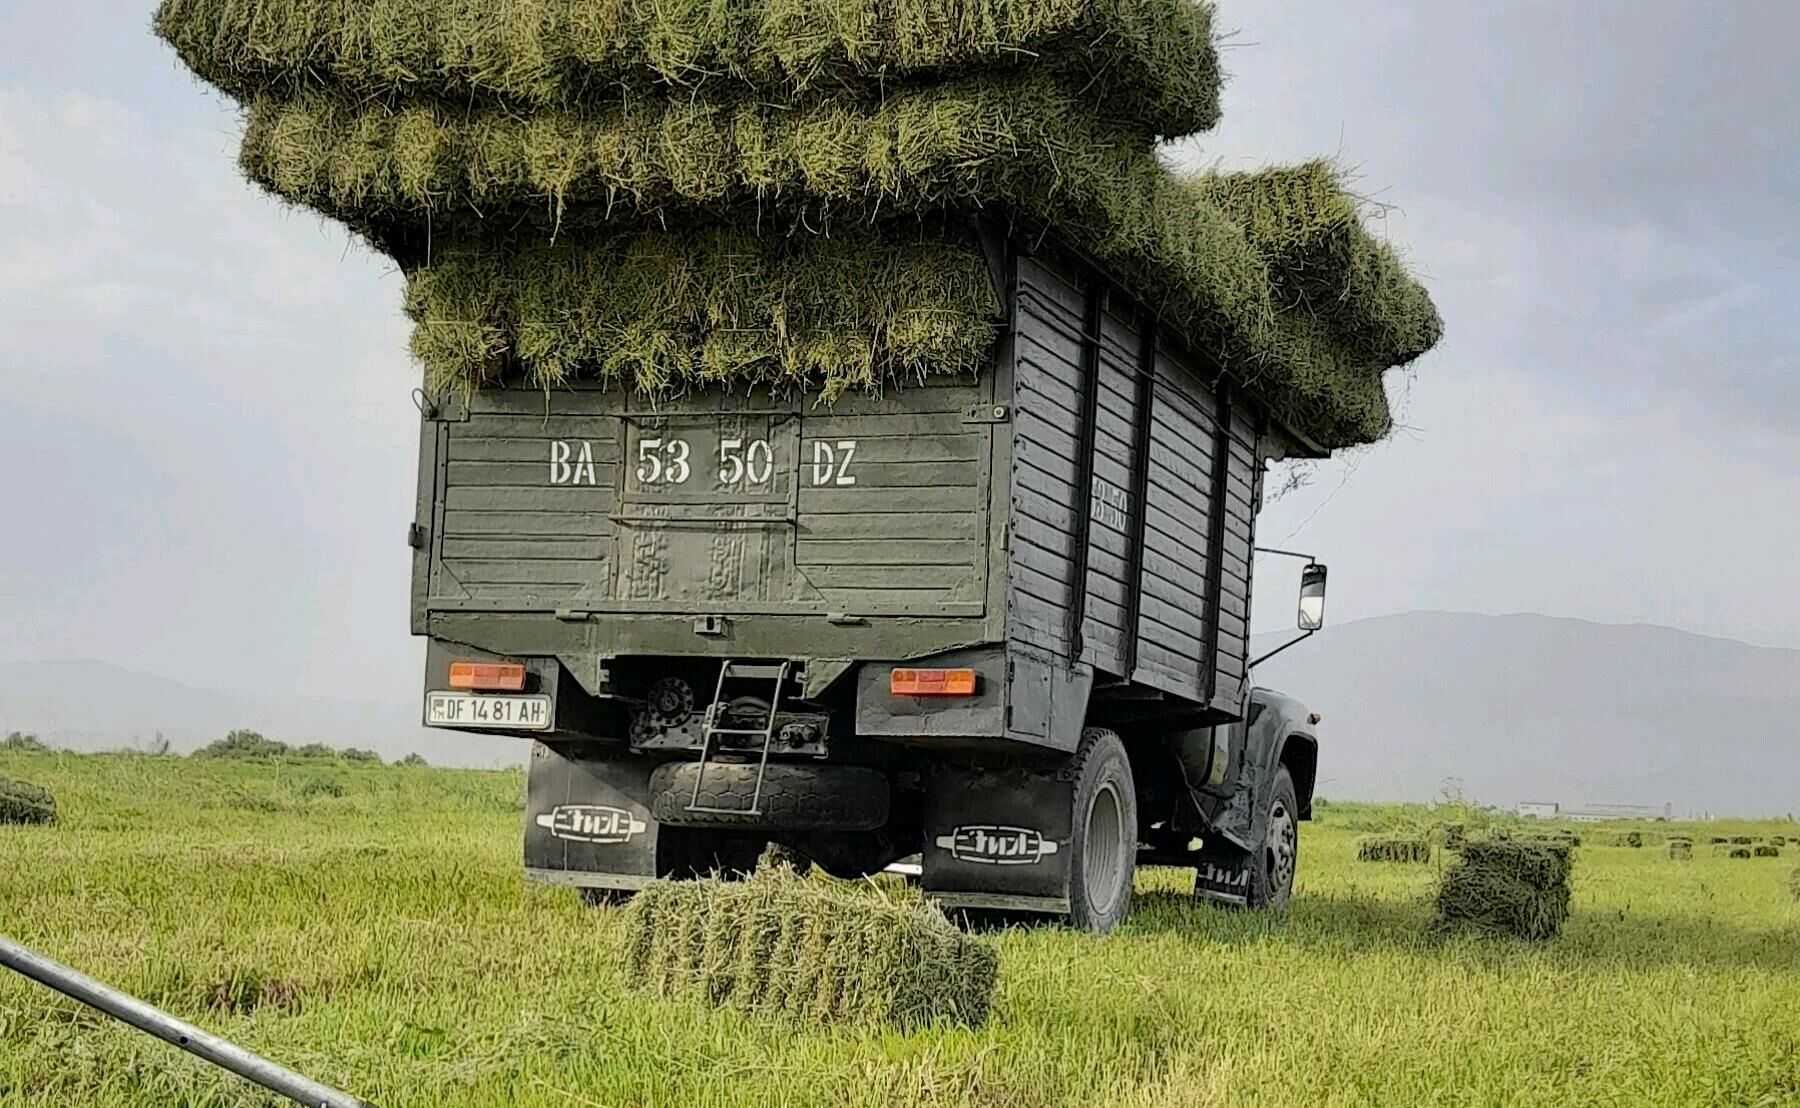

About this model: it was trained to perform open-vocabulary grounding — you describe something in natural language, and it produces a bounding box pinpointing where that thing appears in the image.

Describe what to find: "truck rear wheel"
[1067,728,1138,933]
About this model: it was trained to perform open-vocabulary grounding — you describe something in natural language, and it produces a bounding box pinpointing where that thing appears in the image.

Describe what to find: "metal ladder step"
[687,659,791,817]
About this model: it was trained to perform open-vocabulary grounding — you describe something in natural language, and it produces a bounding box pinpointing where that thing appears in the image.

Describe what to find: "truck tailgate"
[416,379,997,622]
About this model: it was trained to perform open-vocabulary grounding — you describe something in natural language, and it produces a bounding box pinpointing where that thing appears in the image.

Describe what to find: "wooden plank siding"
[1008,247,1261,711]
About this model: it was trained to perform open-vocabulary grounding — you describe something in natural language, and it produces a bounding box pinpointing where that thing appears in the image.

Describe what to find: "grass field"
[3,751,1798,1107]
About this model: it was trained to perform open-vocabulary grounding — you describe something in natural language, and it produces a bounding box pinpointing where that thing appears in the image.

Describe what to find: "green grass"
[4,751,1798,1106]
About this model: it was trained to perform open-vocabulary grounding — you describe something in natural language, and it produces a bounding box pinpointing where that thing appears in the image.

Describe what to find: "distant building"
[1514,800,1672,822]
[1563,802,1672,823]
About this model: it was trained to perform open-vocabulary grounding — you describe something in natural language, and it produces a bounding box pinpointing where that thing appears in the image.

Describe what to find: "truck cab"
[410,225,1329,932]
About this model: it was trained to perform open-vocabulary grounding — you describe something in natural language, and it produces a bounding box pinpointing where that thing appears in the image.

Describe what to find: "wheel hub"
[1083,781,1128,914]
[1266,799,1298,896]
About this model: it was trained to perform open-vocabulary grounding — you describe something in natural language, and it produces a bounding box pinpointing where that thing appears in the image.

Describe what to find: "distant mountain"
[8,613,1799,815]
[1253,611,1800,817]
[0,660,525,767]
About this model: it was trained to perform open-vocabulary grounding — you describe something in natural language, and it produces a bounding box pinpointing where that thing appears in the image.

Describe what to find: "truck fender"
[1212,691,1318,848]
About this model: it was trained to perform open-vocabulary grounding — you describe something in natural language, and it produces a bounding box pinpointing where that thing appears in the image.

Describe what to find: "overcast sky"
[2,1,1797,705]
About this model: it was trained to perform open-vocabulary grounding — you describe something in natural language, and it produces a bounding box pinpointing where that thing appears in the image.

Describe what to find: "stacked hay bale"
[1358,836,1432,863]
[1434,841,1573,941]
[1667,837,1692,860]
[151,0,1441,448]
[0,777,57,826]
[619,865,996,1027]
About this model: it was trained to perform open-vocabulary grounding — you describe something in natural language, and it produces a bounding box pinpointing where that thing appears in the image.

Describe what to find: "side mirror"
[1297,564,1328,631]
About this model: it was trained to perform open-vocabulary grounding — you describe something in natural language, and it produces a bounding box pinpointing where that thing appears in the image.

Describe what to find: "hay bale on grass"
[1358,836,1432,863]
[0,777,57,826]
[1668,840,1692,860]
[1434,841,1572,941]
[1730,847,1753,859]
[1754,845,1781,858]
[155,0,1223,136]
[620,866,996,1028]
[1731,836,1754,845]
[1771,835,1787,848]
[1790,867,1800,900]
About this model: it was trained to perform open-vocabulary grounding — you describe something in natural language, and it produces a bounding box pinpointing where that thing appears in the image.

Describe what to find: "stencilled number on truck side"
[635,438,692,485]
[810,440,858,486]
[718,438,774,486]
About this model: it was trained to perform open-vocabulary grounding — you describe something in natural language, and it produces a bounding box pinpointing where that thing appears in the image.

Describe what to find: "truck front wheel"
[1068,728,1138,933]
[1245,767,1299,911]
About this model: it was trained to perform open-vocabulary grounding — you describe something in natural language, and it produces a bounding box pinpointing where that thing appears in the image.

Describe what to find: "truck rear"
[412,231,1326,931]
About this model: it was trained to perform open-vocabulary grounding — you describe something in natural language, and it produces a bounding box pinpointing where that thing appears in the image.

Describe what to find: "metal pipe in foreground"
[0,934,373,1108]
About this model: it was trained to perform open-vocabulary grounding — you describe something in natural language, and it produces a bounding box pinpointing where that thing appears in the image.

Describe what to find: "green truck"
[412,226,1329,933]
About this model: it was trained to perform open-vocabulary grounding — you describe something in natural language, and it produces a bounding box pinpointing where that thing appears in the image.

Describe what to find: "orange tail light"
[449,661,527,692]
[890,668,978,697]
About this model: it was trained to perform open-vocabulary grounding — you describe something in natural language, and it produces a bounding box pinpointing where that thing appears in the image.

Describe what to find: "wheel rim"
[1084,780,1127,913]
[1266,798,1298,898]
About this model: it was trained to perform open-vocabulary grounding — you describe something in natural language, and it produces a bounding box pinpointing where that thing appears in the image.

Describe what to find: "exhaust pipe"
[0,934,373,1108]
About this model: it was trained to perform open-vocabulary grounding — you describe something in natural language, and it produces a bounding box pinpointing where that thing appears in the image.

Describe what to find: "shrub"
[194,730,290,760]
[339,748,383,764]
[1,732,50,754]
[400,753,430,767]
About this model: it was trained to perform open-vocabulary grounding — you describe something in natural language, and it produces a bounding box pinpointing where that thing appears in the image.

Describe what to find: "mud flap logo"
[935,826,1060,865]
[1195,861,1250,902]
[536,805,646,844]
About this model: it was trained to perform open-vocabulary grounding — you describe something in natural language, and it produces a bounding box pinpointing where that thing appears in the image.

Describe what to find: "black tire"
[648,762,890,831]
[1245,767,1300,911]
[1067,727,1138,934]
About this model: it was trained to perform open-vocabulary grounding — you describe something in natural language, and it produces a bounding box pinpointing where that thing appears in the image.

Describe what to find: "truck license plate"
[425,692,552,731]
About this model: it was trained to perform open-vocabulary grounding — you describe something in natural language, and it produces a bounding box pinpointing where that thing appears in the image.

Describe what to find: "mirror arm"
[1249,629,1315,671]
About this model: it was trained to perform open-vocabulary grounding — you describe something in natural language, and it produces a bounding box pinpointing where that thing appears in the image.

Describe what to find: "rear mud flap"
[921,762,1073,913]
[524,742,663,890]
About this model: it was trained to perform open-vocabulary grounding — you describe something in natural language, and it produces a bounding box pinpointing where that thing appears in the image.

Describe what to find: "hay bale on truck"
[154,0,1439,933]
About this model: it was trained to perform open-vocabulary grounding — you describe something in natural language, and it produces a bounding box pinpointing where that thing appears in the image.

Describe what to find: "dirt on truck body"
[414,227,1325,931]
